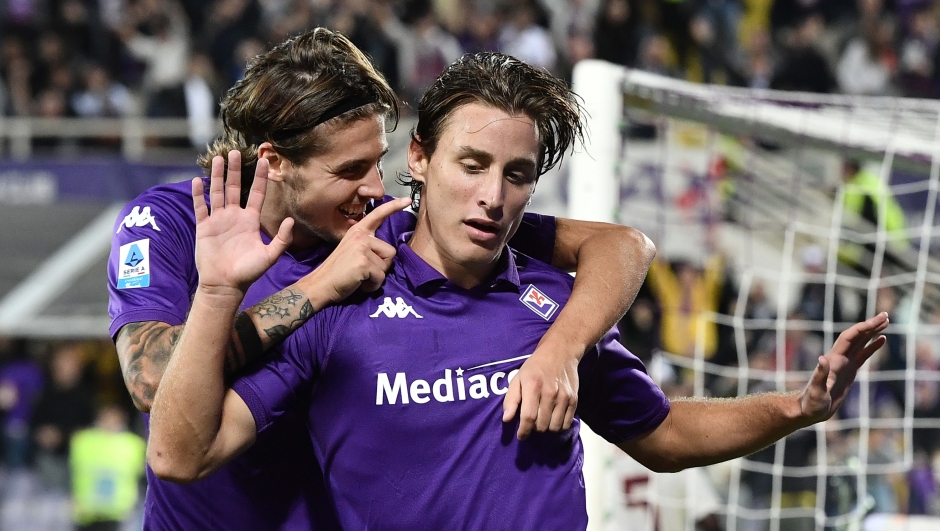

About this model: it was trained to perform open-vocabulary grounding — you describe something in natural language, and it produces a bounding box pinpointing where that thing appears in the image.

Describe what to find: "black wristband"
[234,312,264,361]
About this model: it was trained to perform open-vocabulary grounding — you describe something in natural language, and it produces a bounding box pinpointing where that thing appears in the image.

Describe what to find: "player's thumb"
[502,378,522,423]
[269,217,294,257]
[810,356,830,392]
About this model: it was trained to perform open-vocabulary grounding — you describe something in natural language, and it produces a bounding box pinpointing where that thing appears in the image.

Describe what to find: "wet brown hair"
[198,28,399,201]
[400,52,585,207]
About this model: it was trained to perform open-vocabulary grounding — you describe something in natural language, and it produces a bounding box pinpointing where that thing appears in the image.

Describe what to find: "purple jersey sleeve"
[371,196,557,264]
[107,181,203,338]
[231,307,340,434]
[578,330,671,444]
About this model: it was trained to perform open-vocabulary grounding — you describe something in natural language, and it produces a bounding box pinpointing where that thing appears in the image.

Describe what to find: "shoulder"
[513,250,573,289]
[113,179,202,237]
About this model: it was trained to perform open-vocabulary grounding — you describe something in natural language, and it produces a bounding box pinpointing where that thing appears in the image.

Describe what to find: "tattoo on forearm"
[218,291,318,375]
[253,291,305,319]
[117,322,182,411]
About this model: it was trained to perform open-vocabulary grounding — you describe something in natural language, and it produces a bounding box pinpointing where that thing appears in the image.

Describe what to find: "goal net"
[568,60,940,531]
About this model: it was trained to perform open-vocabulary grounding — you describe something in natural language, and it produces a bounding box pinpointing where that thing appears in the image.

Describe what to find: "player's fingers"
[246,158,270,212]
[516,379,541,440]
[369,238,398,265]
[502,377,522,424]
[547,392,567,432]
[855,335,886,366]
[562,397,577,431]
[357,197,411,234]
[192,178,208,222]
[225,150,242,207]
[359,267,386,293]
[267,217,294,258]
[810,356,830,393]
[535,383,556,432]
[209,155,225,211]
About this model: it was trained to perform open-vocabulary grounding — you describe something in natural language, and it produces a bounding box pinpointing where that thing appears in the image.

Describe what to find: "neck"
[407,223,500,290]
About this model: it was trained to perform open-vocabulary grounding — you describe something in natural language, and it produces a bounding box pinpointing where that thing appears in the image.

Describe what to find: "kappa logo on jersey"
[116,239,151,289]
[370,297,423,319]
[116,206,161,233]
[520,285,558,320]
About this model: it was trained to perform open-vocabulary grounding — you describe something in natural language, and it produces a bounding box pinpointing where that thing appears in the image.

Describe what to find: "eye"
[507,172,535,185]
[461,162,484,174]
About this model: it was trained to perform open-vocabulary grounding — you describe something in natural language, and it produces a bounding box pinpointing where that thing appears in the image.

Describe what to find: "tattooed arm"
[115,286,312,413]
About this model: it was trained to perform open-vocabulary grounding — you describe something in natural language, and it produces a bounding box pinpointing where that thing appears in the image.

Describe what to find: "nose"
[358,163,385,200]
[477,173,504,211]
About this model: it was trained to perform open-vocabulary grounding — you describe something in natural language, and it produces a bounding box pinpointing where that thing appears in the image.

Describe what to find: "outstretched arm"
[504,219,655,439]
[619,312,889,472]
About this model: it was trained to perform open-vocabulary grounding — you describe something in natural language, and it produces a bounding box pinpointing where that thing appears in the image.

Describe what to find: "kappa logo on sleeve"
[116,239,151,289]
[116,206,161,233]
[519,285,558,320]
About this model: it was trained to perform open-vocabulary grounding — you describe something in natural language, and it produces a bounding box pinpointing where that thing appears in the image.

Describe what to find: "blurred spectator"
[647,255,724,361]
[498,1,557,72]
[30,343,96,495]
[118,0,191,117]
[637,33,681,77]
[32,88,79,154]
[616,288,660,364]
[454,3,502,54]
[836,17,898,95]
[71,62,132,118]
[199,0,261,89]
[69,404,145,531]
[377,0,462,107]
[0,338,44,470]
[771,13,838,93]
[593,0,642,68]
[908,450,937,515]
[329,0,398,99]
[837,159,908,274]
[228,37,265,86]
[795,244,844,335]
[744,280,775,354]
[30,32,73,98]
[867,428,902,514]
[898,4,939,98]
[183,53,220,149]
[913,341,940,456]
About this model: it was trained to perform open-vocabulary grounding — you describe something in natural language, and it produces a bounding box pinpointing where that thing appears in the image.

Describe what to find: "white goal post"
[571,59,940,531]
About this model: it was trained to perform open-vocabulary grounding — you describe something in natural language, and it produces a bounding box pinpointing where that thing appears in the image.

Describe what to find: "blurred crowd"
[3,0,940,140]
[0,337,143,530]
[618,238,940,525]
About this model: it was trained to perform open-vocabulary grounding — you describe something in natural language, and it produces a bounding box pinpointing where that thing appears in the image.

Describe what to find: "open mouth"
[465,220,499,234]
[339,205,365,221]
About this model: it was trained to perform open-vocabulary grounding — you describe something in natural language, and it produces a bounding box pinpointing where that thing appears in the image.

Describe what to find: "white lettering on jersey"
[376,367,520,406]
[370,297,423,319]
[116,206,161,233]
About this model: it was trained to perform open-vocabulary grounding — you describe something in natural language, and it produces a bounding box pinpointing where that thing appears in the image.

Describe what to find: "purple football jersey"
[233,235,670,531]
[107,179,559,530]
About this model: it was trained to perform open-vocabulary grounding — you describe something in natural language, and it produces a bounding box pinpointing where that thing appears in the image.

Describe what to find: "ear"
[407,139,429,184]
[258,142,288,183]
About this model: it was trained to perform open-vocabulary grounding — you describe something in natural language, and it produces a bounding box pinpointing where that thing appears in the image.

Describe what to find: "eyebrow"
[456,146,536,170]
[327,147,389,174]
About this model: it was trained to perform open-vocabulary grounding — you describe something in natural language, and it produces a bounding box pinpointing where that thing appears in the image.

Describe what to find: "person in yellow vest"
[647,254,724,361]
[69,404,145,531]
[838,158,908,271]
